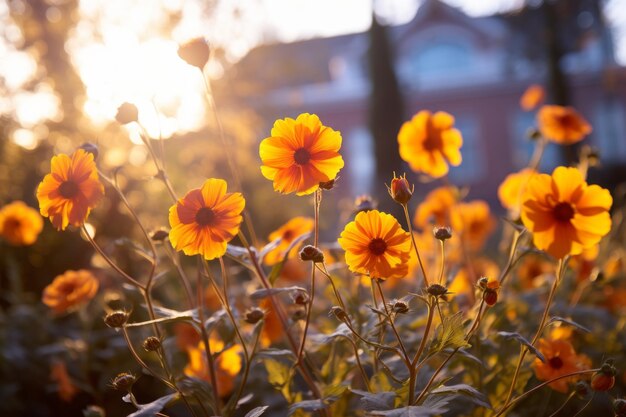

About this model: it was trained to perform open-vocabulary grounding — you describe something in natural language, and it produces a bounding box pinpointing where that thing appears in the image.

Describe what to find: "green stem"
[402,205,429,287]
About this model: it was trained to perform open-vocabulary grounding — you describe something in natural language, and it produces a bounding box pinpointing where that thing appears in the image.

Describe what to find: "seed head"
[111,372,136,392]
[150,229,169,241]
[104,310,129,328]
[142,336,162,352]
[244,308,265,324]
[330,306,348,321]
[178,38,210,69]
[392,300,409,314]
[427,284,448,297]
[299,245,324,263]
[115,102,138,125]
[433,226,452,241]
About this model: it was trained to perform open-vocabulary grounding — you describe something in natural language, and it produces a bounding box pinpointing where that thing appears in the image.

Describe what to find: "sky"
[1,0,625,149]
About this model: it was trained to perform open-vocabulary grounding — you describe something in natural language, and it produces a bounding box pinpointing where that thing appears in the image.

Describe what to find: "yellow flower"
[259,113,344,195]
[533,338,591,393]
[264,217,314,265]
[521,167,612,259]
[451,200,496,251]
[516,255,553,289]
[0,201,43,246]
[37,149,104,231]
[42,270,99,313]
[338,210,411,279]
[169,179,245,260]
[184,338,242,397]
[520,84,545,111]
[537,105,592,145]
[413,186,458,229]
[497,168,536,215]
[398,110,463,178]
[260,298,284,347]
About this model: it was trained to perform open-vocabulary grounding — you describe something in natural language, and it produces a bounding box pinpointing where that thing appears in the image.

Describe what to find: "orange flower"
[398,110,463,178]
[413,186,458,229]
[37,149,104,231]
[533,338,591,393]
[50,361,78,402]
[169,178,245,260]
[338,210,411,279]
[259,113,344,195]
[184,338,242,397]
[521,167,612,259]
[498,169,536,215]
[451,200,496,251]
[260,298,283,347]
[42,270,99,313]
[0,201,43,246]
[516,255,553,289]
[174,323,201,351]
[520,84,545,111]
[264,217,314,265]
[537,105,592,145]
[449,257,499,307]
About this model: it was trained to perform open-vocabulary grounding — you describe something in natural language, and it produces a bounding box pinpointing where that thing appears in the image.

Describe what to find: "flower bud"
[482,278,500,307]
[111,372,136,391]
[79,143,99,160]
[387,173,413,205]
[178,38,210,69]
[433,226,452,241]
[319,178,337,190]
[330,306,348,321]
[574,381,591,399]
[291,291,309,305]
[614,398,626,416]
[483,290,498,307]
[591,372,615,392]
[427,284,448,297]
[83,405,105,417]
[150,229,169,241]
[244,308,265,324]
[392,300,409,314]
[354,195,377,214]
[142,336,162,352]
[115,102,138,125]
[299,245,324,263]
[527,127,541,141]
[104,310,129,328]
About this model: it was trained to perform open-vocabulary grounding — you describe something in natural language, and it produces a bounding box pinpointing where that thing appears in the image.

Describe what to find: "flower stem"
[402,204,429,287]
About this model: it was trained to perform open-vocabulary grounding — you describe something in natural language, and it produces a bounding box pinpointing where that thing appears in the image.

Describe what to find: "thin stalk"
[547,392,575,417]
[402,204,429,286]
[375,280,410,367]
[408,297,435,405]
[438,241,445,285]
[527,137,547,171]
[121,327,172,389]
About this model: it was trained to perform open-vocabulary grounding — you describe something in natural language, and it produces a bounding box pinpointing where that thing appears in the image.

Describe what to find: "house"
[217,0,626,205]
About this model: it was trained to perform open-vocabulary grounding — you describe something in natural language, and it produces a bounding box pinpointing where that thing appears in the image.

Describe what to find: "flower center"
[549,356,564,369]
[294,148,311,165]
[282,230,293,241]
[368,238,387,256]
[59,181,79,198]
[423,119,443,151]
[58,281,77,295]
[553,202,574,223]
[195,207,216,226]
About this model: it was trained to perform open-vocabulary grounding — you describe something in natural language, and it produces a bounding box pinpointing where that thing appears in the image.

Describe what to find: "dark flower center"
[58,281,77,295]
[549,356,564,369]
[294,148,311,165]
[195,207,216,226]
[5,219,21,230]
[59,181,79,198]
[553,202,574,223]
[282,230,294,241]
[423,119,443,151]
[368,238,387,256]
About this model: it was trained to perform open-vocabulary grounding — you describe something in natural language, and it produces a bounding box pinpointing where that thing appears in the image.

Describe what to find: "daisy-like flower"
[398,110,463,178]
[451,200,496,251]
[264,216,314,265]
[185,338,242,397]
[42,270,99,313]
[537,105,592,145]
[37,149,104,231]
[259,113,344,195]
[338,210,411,279]
[498,168,536,215]
[413,186,458,229]
[169,178,245,260]
[521,166,612,259]
[520,84,545,111]
[0,201,43,246]
[533,338,591,393]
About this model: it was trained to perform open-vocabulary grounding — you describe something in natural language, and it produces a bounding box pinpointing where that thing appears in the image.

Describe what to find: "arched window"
[412,41,472,75]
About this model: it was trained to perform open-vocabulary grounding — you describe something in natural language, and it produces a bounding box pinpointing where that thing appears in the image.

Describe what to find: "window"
[593,99,626,163]
[412,41,472,75]
[448,115,485,184]
[344,127,375,195]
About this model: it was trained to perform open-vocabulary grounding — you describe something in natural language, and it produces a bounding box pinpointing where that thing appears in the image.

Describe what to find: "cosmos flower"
[37,149,104,231]
[169,178,245,260]
[259,113,344,195]
[184,338,242,397]
[413,186,458,229]
[498,168,536,215]
[42,270,99,313]
[264,216,314,265]
[533,338,591,393]
[520,84,545,111]
[398,110,463,178]
[0,201,43,246]
[338,210,411,279]
[451,200,496,251]
[521,167,612,259]
[537,105,592,145]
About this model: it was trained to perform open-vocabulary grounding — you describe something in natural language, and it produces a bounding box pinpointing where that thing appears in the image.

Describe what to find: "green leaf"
[497,331,545,362]
[127,393,178,417]
[263,358,292,389]
[351,390,396,411]
[428,312,469,356]
[245,406,269,417]
[429,384,491,409]
[369,405,445,416]
[547,316,590,333]
[250,286,307,300]
[310,323,352,345]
